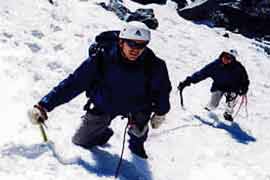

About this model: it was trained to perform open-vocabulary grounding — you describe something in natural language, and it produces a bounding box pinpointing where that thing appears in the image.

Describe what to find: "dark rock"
[178,0,218,20]
[128,8,159,29]
[131,0,188,9]
[223,32,230,38]
[131,0,167,5]
[177,0,270,38]
[252,40,270,55]
[171,0,188,9]
[48,0,54,5]
[98,1,159,29]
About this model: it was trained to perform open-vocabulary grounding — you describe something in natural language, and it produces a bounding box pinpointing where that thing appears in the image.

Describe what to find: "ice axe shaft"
[179,89,184,108]
[39,123,48,142]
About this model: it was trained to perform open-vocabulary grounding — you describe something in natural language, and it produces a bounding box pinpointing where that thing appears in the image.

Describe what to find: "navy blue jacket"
[39,32,171,115]
[185,58,249,93]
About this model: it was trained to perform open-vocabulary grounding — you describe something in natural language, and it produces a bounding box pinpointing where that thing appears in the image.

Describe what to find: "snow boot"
[223,112,233,122]
[128,131,148,159]
[129,141,148,159]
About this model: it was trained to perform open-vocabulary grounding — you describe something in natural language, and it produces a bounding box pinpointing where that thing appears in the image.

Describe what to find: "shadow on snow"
[0,143,153,180]
[79,147,153,180]
[193,114,256,144]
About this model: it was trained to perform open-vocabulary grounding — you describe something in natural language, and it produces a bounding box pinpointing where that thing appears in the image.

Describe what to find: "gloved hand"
[177,80,190,92]
[150,114,166,129]
[28,104,48,124]
[238,87,248,96]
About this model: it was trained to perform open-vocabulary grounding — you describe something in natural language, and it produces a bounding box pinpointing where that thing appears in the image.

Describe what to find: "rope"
[114,118,130,178]
[233,95,245,119]
[244,95,249,118]
[232,96,240,109]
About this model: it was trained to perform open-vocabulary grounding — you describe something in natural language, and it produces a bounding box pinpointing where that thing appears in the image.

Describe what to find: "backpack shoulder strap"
[143,48,155,98]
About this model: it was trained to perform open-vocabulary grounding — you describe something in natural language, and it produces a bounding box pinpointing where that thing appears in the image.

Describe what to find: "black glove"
[178,80,190,92]
[238,86,248,95]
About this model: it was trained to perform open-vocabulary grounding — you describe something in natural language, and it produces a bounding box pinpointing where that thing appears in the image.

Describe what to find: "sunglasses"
[124,39,148,49]
[222,52,235,60]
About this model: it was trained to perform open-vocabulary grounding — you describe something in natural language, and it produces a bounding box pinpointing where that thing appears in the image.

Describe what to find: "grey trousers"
[72,111,112,148]
[72,110,151,148]
[206,91,238,115]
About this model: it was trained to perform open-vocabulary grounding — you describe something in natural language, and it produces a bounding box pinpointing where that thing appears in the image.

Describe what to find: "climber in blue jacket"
[178,50,249,121]
[29,22,172,159]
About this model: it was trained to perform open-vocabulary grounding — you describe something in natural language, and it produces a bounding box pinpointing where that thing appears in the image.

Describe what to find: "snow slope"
[0,0,270,180]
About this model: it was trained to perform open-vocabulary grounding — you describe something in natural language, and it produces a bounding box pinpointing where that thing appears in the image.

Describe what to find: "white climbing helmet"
[223,48,239,57]
[119,21,151,41]
[228,49,239,57]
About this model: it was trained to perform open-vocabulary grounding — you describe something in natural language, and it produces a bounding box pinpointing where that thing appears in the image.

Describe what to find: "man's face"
[120,39,148,61]
[221,54,233,65]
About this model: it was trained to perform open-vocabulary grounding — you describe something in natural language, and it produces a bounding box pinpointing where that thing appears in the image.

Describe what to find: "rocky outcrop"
[99,1,159,29]
[171,0,188,9]
[177,0,270,38]
[131,0,188,9]
[130,0,167,5]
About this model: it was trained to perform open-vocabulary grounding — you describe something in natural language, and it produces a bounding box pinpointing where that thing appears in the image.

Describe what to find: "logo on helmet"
[135,30,142,36]
[119,21,151,41]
